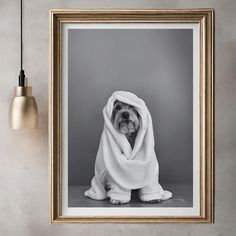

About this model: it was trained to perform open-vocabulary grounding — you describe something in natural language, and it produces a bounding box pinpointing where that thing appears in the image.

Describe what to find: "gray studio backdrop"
[68,29,193,187]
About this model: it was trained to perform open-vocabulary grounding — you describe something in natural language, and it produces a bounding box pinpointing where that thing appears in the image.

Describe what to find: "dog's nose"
[122,111,130,119]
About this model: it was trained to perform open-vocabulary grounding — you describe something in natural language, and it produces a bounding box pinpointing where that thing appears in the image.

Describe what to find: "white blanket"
[85,91,172,202]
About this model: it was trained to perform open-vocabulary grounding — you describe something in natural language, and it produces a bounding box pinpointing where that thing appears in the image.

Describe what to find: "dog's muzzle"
[119,113,135,134]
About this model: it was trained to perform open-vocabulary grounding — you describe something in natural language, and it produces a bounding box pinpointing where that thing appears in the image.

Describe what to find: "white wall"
[0,0,235,235]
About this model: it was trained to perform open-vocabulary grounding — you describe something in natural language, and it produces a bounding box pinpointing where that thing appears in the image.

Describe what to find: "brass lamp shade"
[9,86,38,129]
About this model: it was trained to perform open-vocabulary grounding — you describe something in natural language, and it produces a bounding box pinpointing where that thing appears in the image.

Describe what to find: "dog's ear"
[134,109,140,119]
[111,100,118,123]
[111,109,116,123]
[113,100,119,106]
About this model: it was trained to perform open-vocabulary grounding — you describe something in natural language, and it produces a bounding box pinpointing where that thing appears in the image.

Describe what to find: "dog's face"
[111,100,140,136]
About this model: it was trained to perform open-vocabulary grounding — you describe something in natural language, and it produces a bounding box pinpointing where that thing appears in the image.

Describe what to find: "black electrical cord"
[19,0,25,86]
[21,0,22,70]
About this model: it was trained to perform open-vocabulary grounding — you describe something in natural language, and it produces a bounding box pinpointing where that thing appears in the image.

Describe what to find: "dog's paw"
[110,199,129,205]
[143,199,162,204]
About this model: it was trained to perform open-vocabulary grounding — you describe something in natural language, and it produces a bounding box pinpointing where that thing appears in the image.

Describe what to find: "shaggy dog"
[84,91,172,205]
[111,100,140,150]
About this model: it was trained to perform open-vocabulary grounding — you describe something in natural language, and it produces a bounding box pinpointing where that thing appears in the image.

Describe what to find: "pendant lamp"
[9,0,38,129]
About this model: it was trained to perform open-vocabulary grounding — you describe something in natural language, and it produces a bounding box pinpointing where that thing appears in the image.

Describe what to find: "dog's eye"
[115,105,122,110]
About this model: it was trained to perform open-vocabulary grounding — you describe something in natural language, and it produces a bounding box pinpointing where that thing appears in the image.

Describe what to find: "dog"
[111,100,140,149]
[85,91,172,205]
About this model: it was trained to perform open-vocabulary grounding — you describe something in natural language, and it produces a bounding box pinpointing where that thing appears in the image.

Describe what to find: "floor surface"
[68,183,192,207]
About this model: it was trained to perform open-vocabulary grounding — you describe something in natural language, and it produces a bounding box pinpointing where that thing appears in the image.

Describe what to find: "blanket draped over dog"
[85,91,172,202]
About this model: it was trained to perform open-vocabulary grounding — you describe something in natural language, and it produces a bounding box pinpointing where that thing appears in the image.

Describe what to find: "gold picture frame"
[49,9,214,223]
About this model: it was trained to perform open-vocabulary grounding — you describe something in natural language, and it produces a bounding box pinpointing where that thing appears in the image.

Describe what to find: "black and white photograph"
[67,28,193,208]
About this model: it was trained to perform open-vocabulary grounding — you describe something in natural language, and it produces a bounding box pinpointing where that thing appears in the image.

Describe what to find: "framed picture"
[49,9,214,223]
